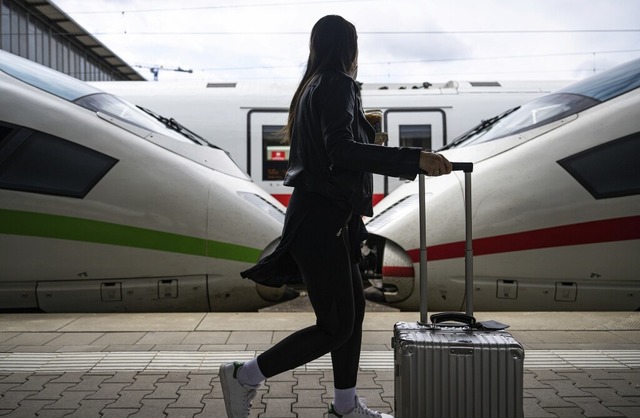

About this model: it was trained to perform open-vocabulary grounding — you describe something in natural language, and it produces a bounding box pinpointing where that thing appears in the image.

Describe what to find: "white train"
[0,50,296,312]
[362,57,640,311]
[91,78,567,206]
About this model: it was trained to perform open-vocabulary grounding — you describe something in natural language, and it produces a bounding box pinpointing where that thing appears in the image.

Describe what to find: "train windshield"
[74,93,201,144]
[444,57,640,148]
[0,50,200,143]
[0,49,99,100]
[0,50,249,179]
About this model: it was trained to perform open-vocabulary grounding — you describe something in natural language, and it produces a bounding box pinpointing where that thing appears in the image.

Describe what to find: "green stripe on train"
[0,208,261,263]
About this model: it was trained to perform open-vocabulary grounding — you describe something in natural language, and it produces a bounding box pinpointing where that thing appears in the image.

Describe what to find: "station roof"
[22,0,145,81]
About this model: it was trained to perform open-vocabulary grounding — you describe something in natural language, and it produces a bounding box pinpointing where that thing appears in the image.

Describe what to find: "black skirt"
[241,187,367,288]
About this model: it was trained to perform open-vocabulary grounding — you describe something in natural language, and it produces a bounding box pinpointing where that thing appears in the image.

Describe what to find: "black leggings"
[256,197,366,389]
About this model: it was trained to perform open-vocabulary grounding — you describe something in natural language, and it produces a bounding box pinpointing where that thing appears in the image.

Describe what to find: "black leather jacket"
[283,70,422,217]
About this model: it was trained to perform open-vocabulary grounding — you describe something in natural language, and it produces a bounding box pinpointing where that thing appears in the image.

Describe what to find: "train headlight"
[361,235,415,305]
[238,192,285,224]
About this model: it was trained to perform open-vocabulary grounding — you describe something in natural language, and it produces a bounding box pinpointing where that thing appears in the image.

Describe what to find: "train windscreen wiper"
[440,106,520,150]
[136,105,221,149]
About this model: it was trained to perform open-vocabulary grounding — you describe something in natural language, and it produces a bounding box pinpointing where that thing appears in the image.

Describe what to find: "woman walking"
[220,15,451,418]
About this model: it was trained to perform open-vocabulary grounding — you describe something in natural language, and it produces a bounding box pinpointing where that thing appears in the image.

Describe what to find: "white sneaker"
[219,361,259,418]
[328,396,393,418]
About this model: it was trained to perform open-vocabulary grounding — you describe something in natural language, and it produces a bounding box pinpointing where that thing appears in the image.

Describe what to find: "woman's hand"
[419,151,452,176]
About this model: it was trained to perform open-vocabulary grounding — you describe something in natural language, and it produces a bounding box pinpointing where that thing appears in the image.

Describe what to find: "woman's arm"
[319,76,451,178]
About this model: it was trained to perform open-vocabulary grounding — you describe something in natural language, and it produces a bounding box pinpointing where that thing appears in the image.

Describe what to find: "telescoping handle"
[418,162,474,325]
[451,162,473,173]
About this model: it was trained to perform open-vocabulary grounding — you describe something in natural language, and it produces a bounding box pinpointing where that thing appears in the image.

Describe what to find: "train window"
[0,127,118,198]
[262,125,288,181]
[399,125,431,150]
[558,133,640,199]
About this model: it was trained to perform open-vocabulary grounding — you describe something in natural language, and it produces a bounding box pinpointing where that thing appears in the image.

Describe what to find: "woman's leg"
[257,220,358,380]
[330,262,366,389]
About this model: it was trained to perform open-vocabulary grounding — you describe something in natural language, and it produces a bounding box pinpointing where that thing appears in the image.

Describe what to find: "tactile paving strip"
[0,350,639,372]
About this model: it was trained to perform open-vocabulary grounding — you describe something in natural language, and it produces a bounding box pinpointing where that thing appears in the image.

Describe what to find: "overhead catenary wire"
[88,29,640,36]
[62,0,383,15]
[43,0,640,82]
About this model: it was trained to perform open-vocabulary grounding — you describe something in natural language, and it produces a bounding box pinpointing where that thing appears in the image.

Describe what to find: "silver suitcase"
[393,164,524,418]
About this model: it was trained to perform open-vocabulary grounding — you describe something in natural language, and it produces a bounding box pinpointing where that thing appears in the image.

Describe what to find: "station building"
[0,0,144,81]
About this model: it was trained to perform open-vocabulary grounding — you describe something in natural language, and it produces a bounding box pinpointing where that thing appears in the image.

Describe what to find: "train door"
[247,109,290,206]
[379,109,446,200]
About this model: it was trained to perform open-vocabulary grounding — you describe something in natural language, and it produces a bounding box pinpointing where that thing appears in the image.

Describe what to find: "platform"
[0,310,639,417]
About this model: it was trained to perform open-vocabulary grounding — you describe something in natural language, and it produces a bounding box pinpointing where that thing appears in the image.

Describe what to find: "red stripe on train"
[407,216,640,262]
[382,266,414,277]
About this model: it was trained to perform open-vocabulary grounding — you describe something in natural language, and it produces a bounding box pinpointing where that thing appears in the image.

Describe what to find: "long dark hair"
[282,15,358,144]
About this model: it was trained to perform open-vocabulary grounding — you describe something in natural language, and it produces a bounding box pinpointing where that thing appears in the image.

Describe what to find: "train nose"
[361,235,415,304]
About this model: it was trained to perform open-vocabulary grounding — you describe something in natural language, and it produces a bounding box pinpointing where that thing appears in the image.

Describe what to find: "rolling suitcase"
[392,163,524,418]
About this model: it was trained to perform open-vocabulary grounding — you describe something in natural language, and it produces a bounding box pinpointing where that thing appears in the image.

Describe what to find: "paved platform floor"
[0,310,639,417]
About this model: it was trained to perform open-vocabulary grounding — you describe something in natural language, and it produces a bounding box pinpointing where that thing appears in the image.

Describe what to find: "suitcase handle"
[418,161,473,324]
[451,162,473,172]
[431,312,476,326]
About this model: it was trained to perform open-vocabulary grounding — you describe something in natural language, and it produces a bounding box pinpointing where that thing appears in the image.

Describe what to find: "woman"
[220,15,451,418]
